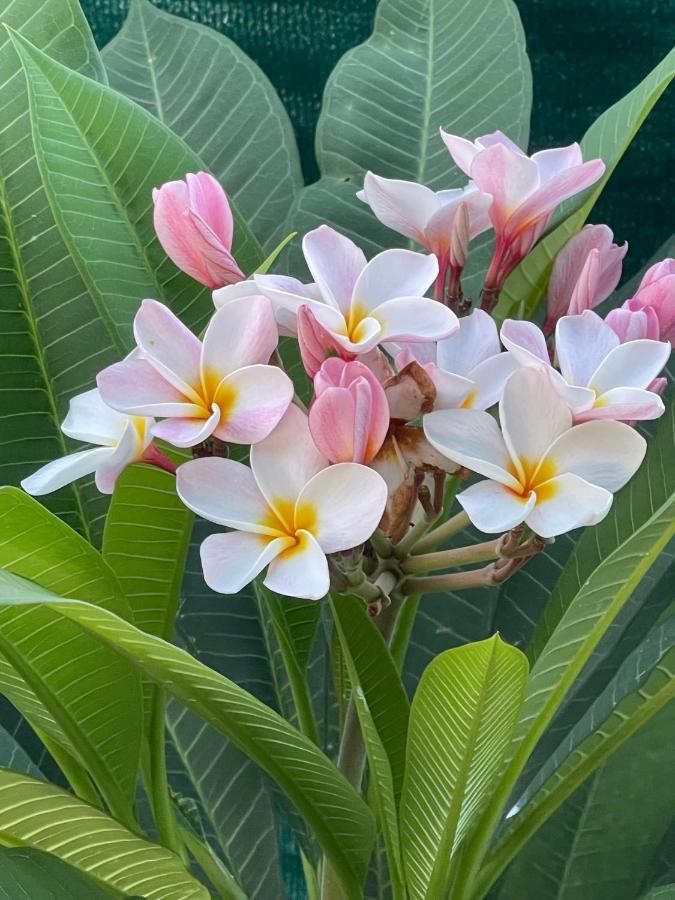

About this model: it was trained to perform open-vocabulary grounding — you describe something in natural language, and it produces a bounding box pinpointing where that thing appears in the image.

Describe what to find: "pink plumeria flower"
[544,224,627,334]
[309,358,389,464]
[176,405,388,600]
[621,258,675,344]
[153,172,245,289]
[297,304,355,377]
[97,296,293,448]
[424,367,646,537]
[393,310,519,413]
[246,225,458,354]
[605,306,660,342]
[501,310,670,422]
[21,389,153,496]
[357,173,492,294]
[440,130,605,297]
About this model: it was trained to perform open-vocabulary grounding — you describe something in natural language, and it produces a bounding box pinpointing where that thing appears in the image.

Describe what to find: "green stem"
[35,728,102,809]
[401,540,499,574]
[146,688,186,860]
[388,594,420,673]
[395,516,432,558]
[402,566,495,594]
[179,825,248,900]
[412,510,471,555]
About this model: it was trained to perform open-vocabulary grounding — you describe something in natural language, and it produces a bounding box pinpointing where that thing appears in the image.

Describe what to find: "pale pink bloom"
[21,389,153,496]
[250,225,458,355]
[153,172,245,289]
[297,304,354,377]
[621,258,675,344]
[544,225,627,334]
[309,358,389,465]
[176,405,387,600]
[393,310,518,414]
[357,173,492,294]
[424,367,645,537]
[605,306,660,342]
[440,130,605,295]
[98,297,293,448]
[501,311,670,422]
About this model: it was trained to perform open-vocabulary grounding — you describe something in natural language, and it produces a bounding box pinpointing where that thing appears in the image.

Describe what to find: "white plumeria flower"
[424,367,646,538]
[215,225,458,355]
[501,310,670,422]
[97,296,293,448]
[21,389,152,496]
[176,404,388,601]
[394,309,519,412]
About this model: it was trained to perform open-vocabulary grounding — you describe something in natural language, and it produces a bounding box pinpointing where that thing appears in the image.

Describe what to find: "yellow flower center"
[508,455,558,502]
[343,301,372,343]
[260,498,318,556]
[199,366,238,424]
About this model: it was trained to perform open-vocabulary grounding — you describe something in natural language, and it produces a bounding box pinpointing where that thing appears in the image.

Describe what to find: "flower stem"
[401,565,496,594]
[401,540,500,574]
[146,688,186,861]
[412,509,471,555]
[142,443,178,475]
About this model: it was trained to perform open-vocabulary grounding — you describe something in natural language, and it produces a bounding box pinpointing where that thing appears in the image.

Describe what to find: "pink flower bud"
[544,225,627,334]
[623,258,675,344]
[309,358,389,464]
[605,306,660,342]
[152,172,245,289]
[297,305,353,377]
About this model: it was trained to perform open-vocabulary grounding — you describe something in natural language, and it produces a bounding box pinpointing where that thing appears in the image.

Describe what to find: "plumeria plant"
[0,1,673,899]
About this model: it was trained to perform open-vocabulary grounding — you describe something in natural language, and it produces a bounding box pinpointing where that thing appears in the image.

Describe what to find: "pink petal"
[468,143,540,231]
[153,408,220,447]
[439,131,482,175]
[531,144,583,182]
[97,357,200,418]
[133,299,202,402]
[575,387,665,423]
[212,364,294,445]
[201,295,279,382]
[605,307,659,342]
[500,318,550,365]
[185,172,234,250]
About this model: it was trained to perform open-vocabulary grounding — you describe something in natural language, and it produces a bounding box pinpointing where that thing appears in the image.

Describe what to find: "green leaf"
[329,594,412,899]
[102,0,302,250]
[0,571,376,900]
[481,619,675,899]
[643,887,675,900]
[0,847,122,899]
[0,488,142,822]
[283,0,531,299]
[0,767,209,899]
[0,721,43,779]
[0,0,114,542]
[498,47,675,320]
[400,634,528,900]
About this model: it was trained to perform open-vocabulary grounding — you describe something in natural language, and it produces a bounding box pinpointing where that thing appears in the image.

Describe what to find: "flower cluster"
[22,129,672,601]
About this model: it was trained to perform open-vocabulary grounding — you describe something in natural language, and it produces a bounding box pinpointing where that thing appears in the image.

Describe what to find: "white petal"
[61,388,129,445]
[589,339,671,393]
[296,463,387,553]
[428,366,475,409]
[375,297,458,343]
[500,319,550,365]
[437,309,500,375]
[576,387,665,423]
[94,419,146,494]
[263,530,329,600]
[500,367,571,483]
[201,295,279,380]
[176,456,280,535]
[212,279,260,309]
[97,357,202,418]
[133,299,202,402]
[555,311,619,387]
[544,419,646,491]
[212,364,293,445]
[464,352,520,410]
[200,531,292,594]
[358,172,439,243]
[423,408,520,489]
[531,144,583,182]
[152,406,221,448]
[330,315,383,355]
[458,480,535,533]
[21,447,112,496]
[526,473,612,538]
[252,276,345,337]
[250,404,328,520]
[302,225,366,314]
[352,248,438,311]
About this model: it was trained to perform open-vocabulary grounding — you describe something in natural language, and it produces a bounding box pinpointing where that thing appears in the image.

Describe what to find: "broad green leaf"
[481,619,675,899]
[400,635,528,900]
[102,0,302,250]
[0,0,113,542]
[0,767,208,899]
[0,721,43,779]
[0,571,376,900]
[644,887,675,900]
[0,488,142,822]
[0,847,121,900]
[330,594,411,898]
[283,0,531,299]
[498,47,675,320]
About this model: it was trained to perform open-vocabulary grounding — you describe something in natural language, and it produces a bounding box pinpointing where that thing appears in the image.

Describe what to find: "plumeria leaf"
[400,634,528,900]
[103,0,302,250]
[498,46,675,320]
[255,231,298,275]
[0,768,208,899]
[0,847,122,900]
[0,721,44,780]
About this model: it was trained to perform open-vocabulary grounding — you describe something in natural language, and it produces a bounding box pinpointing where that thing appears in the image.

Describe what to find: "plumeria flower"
[605,306,660,342]
[296,304,355,377]
[176,405,387,600]
[544,224,627,334]
[21,389,152,496]
[309,358,389,464]
[357,173,492,296]
[424,367,646,537]
[97,296,293,448]
[501,311,670,422]
[153,171,245,289]
[440,130,605,301]
[620,258,675,344]
[226,225,458,355]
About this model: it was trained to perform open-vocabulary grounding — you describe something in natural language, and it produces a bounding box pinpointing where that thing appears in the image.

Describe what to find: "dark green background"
[82,0,674,278]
